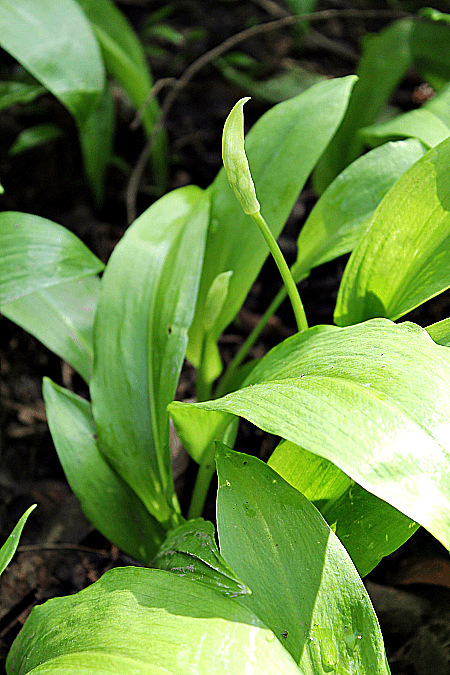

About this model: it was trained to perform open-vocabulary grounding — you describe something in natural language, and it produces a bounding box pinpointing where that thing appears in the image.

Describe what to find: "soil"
[1,1,450,673]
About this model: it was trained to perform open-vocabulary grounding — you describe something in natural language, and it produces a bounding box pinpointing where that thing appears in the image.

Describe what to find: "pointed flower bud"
[222,97,260,215]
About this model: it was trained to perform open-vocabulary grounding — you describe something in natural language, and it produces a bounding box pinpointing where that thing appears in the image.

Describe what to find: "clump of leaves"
[2,6,450,673]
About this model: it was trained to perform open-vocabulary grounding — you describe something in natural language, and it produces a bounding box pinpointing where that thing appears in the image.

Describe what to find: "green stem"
[250,211,308,333]
[188,441,216,519]
[195,334,213,402]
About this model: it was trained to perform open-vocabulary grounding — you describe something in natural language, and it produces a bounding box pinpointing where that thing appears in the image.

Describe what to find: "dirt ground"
[1,1,450,673]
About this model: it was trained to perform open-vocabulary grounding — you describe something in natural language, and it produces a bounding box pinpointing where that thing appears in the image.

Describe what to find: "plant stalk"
[250,211,308,333]
[196,334,214,402]
[188,441,216,519]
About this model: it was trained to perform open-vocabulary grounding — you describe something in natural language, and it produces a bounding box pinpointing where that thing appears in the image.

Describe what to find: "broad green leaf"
[188,319,450,551]
[1,276,99,384]
[76,0,168,186]
[187,76,357,378]
[91,187,209,526]
[335,137,450,326]
[153,518,251,597]
[78,84,115,206]
[9,123,63,156]
[313,19,413,193]
[427,318,450,347]
[43,378,164,563]
[216,445,389,673]
[0,81,45,112]
[360,109,450,149]
[7,567,301,675]
[0,0,104,126]
[269,440,418,577]
[0,212,104,306]
[0,504,36,576]
[293,138,426,279]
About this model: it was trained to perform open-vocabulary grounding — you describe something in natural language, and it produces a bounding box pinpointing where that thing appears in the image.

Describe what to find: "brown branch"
[17,543,116,558]
[130,78,177,131]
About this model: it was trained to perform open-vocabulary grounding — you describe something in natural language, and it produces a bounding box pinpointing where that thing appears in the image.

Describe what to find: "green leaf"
[76,0,168,185]
[78,84,115,206]
[168,399,235,464]
[152,518,251,597]
[145,23,184,47]
[0,504,36,576]
[0,81,45,112]
[91,187,209,526]
[426,81,450,128]
[409,17,450,91]
[7,567,301,675]
[269,440,419,577]
[335,137,450,326]
[76,0,153,129]
[426,317,450,347]
[0,212,104,306]
[1,276,99,384]
[0,0,104,126]
[43,378,164,563]
[203,270,233,333]
[216,445,389,673]
[169,403,229,465]
[313,17,450,192]
[313,18,414,193]
[419,7,450,23]
[360,109,450,149]
[188,319,450,551]
[215,57,325,104]
[294,138,426,279]
[187,75,357,378]
[361,80,450,151]
[9,123,63,156]
[8,654,178,675]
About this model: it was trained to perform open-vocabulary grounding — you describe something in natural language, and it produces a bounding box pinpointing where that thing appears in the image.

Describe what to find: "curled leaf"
[153,518,251,598]
[203,270,233,332]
